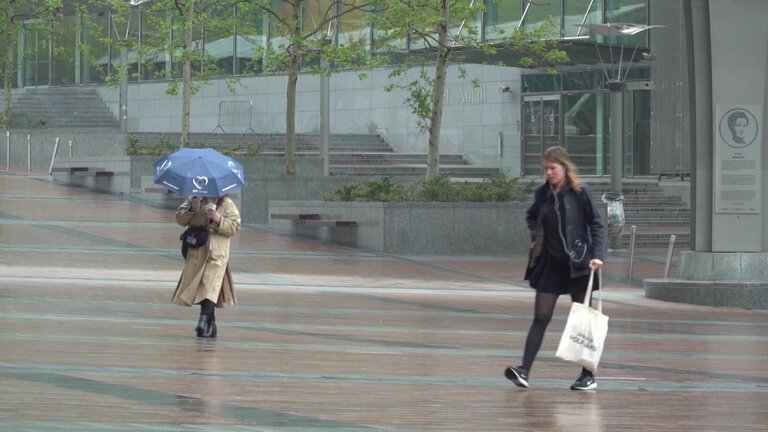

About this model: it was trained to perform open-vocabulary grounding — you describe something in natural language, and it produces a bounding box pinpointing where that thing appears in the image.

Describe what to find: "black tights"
[199,299,215,320]
[521,290,592,376]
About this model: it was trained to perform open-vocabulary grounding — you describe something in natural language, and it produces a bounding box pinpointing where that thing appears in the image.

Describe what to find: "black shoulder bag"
[180,225,209,258]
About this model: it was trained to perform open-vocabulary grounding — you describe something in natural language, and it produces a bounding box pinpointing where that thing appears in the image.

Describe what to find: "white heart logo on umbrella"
[228,161,242,178]
[193,176,209,189]
[156,159,172,176]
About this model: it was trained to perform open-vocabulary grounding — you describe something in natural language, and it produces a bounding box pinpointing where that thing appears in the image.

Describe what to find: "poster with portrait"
[714,105,762,214]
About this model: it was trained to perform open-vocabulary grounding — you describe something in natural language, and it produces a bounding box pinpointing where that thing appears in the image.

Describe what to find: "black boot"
[201,315,217,338]
[195,315,210,337]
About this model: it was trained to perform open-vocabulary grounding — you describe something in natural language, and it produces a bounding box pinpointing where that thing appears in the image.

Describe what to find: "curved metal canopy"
[575,23,666,37]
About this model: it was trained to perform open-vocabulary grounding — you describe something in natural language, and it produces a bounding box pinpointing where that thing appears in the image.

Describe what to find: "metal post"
[609,83,624,194]
[5,130,9,171]
[48,136,60,175]
[627,225,637,280]
[68,140,73,158]
[608,82,625,250]
[663,234,677,278]
[119,46,128,136]
[27,134,31,172]
[320,69,330,177]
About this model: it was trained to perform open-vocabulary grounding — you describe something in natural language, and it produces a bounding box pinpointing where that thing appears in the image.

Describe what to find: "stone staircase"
[130,132,500,179]
[9,87,118,128]
[587,180,690,249]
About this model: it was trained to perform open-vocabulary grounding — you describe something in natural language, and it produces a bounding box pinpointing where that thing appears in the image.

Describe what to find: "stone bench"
[73,170,114,177]
[303,219,357,227]
[269,213,357,228]
[270,213,321,221]
[51,166,104,173]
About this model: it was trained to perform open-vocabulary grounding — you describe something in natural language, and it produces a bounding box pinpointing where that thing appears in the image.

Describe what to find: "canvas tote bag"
[555,268,608,372]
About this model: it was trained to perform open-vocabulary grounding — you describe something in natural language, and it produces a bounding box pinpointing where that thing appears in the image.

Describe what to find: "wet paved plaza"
[1,172,767,431]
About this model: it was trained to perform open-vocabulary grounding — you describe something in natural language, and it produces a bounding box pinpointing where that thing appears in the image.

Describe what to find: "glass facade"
[5,1,650,89]
[522,67,651,177]
[484,2,522,40]
[1,0,651,178]
[564,0,603,38]
[522,0,561,34]
[605,0,649,45]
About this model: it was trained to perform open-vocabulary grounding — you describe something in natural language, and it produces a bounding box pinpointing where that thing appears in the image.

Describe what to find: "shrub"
[324,177,409,202]
[324,174,534,202]
[127,136,176,156]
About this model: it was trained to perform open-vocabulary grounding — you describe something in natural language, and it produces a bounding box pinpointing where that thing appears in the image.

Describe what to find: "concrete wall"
[98,64,523,176]
[268,200,532,256]
[0,128,125,173]
[708,0,767,252]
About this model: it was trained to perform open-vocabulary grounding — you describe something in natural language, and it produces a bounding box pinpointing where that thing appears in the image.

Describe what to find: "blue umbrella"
[153,148,246,197]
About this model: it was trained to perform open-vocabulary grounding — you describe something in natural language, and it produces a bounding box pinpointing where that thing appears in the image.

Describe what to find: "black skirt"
[527,251,598,296]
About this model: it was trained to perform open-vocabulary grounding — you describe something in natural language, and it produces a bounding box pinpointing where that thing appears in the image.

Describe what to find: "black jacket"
[524,182,605,279]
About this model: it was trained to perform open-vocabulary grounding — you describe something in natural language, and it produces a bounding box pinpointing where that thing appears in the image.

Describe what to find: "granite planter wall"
[268,200,532,256]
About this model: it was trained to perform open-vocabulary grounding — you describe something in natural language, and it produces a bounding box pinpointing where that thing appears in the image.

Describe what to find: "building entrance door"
[522,95,560,176]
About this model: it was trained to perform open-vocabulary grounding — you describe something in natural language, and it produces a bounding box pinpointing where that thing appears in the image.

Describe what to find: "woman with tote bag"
[504,146,605,390]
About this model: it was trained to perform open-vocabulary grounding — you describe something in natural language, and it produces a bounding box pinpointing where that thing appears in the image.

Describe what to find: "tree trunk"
[180,0,193,149]
[427,0,450,181]
[284,1,301,176]
[3,9,14,130]
[284,53,298,176]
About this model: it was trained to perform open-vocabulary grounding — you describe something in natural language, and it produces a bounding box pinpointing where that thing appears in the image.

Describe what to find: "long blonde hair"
[543,146,581,193]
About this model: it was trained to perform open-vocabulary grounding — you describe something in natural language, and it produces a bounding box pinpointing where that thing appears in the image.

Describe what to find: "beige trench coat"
[171,196,240,308]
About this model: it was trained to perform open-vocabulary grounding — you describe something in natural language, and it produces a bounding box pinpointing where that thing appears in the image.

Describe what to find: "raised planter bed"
[268,200,532,256]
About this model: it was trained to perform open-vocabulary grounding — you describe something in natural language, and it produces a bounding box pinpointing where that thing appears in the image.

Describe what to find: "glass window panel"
[203,6,236,77]
[625,65,650,81]
[563,92,599,174]
[22,27,36,87]
[150,8,205,79]
[22,25,51,87]
[605,0,648,46]
[302,0,337,68]
[564,0,602,38]
[81,10,108,84]
[108,9,141,82]
[139,10,169,80]
[7,26,22,88]
[268,0,295,67]
[372,1,407,53]
[52,14,77,85]
[484,0,522,41]
[305,0,336,35]
[339,1,370,50]
[522,73,560,93]
[190,19,205,77]
[521,0,561,34]
[234,5,265,75]
[562,69,597,91]
[408,4,438,51]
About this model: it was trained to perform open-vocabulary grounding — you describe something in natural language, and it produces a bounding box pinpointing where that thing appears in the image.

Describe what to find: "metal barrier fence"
[213,100,255,133]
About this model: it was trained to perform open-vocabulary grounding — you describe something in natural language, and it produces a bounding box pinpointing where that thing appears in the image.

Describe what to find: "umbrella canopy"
[153,148,246,197]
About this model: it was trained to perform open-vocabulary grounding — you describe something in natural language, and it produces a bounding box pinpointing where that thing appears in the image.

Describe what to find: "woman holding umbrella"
[173,194,240,338]
[155,148,246,338]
